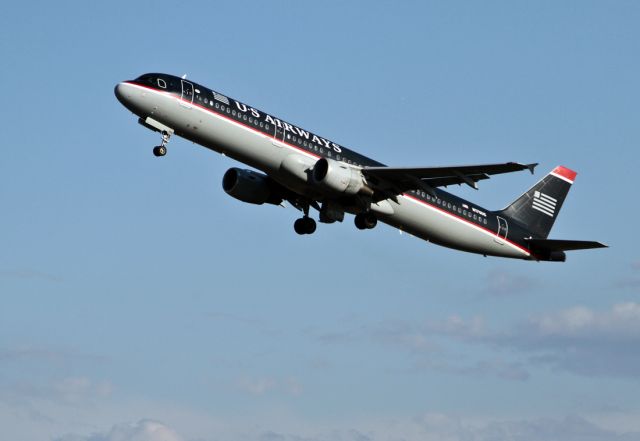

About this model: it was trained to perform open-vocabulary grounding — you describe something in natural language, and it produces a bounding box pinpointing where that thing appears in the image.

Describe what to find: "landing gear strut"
[294,217,316,235]
[355,213,377,230]
[153,131,171,157]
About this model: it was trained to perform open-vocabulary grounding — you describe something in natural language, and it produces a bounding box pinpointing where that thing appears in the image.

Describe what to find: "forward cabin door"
[180,80,194,108]
[272,122,285,147]
[495,216,508,244]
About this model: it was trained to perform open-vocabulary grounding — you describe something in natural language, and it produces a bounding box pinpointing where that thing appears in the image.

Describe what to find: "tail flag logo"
[532,191,556,217]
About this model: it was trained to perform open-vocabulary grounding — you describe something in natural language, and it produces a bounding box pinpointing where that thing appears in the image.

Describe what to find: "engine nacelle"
[311,158,366,195]
[222,168,282,205]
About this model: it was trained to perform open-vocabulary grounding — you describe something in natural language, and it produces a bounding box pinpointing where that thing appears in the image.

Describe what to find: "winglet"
[527,163,538,175]
[551,165,577,184]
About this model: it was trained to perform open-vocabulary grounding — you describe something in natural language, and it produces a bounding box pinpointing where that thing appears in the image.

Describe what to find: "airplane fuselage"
[114,73,562,260]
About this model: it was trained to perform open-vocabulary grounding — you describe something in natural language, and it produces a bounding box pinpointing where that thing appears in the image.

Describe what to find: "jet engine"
[222,168,283,205]
[311,157,368,195]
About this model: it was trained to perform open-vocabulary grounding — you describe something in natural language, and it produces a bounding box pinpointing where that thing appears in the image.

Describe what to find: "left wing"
[362,162,537,200]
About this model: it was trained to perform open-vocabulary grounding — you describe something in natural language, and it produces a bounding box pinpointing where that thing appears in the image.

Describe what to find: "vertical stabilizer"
[499,166,576,238]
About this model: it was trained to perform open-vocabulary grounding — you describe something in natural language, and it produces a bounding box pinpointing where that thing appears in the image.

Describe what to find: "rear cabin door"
[180,80,194,108]
[495,216,508,244]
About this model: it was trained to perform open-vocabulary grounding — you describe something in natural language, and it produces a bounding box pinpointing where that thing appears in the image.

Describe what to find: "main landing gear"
[354,212,377,230]
[152,131,171,157]
[293,201,317,235]
[294,216,317,235]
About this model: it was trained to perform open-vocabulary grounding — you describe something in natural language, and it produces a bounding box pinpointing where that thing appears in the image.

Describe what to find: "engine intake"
[222,168,282,205]
[312,158,367,195]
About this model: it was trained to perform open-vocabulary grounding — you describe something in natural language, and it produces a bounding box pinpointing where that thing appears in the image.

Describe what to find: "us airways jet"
[115,73,606,262]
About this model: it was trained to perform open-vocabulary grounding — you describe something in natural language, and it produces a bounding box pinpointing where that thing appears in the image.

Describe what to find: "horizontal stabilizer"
[526,238,608,252]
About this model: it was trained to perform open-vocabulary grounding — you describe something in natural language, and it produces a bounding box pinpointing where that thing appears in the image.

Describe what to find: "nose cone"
[114,81,142,115]
[114,82,130,105]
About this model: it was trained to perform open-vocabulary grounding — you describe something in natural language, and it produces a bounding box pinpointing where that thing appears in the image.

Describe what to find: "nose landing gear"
[153,131,171,157]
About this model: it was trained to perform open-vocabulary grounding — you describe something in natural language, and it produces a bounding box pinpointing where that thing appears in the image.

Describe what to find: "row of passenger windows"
[286,133,359,164]
[194,93,362,165]
[413,190,488,225]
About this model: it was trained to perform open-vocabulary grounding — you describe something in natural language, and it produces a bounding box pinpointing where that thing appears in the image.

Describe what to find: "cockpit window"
[157,78,166,89]
[135,74,158,87]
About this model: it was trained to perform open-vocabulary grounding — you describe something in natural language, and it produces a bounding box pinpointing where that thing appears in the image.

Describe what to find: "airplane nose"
[114,82,129,103]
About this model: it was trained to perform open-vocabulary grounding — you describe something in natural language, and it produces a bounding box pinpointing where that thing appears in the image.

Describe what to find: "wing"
[362,162,537,201]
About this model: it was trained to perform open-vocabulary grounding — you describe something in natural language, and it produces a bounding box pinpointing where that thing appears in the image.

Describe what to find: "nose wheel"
[294,217,317,235]
[153,145,167,157]
[153,131,171,157]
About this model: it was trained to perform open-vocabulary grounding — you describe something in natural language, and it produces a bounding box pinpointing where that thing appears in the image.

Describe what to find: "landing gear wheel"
[153,145,167,157]
[304,217,317,234]
[355,213,377,230]
[294,217,316,235]
[153,131,171,157]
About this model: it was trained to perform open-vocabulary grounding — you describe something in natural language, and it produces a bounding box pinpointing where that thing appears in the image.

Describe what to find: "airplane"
[114,73,606,262]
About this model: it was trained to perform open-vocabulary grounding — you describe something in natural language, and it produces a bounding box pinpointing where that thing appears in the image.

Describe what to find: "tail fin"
[499,166,577,238]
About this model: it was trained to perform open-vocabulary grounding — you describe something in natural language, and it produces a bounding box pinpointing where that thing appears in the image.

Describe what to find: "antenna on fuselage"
[181,74,187,79]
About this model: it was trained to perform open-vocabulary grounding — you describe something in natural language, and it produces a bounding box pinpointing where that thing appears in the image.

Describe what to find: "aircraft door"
[180,80,194,108]
[495,216,508,244]
[272,123,285,147]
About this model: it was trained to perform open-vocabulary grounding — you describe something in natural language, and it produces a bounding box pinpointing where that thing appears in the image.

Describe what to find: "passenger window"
[265,124,270,130]
[232,110,236,116]
[215,103,220,109]
[157,79,167,88]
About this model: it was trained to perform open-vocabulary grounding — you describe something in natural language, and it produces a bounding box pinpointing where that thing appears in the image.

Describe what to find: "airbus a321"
[115,73,606,262]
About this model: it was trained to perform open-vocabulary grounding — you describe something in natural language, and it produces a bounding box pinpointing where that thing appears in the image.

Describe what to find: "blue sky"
[1,1,639,440]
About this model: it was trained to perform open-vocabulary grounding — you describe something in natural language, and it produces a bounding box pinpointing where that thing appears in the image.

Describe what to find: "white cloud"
[0,268,62,282]
[55,420,183,441]
[237,376,303,396]
[237,377,277,396]
[484,269,538,296]
[364,302,640,379]
[525,302,640,339]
